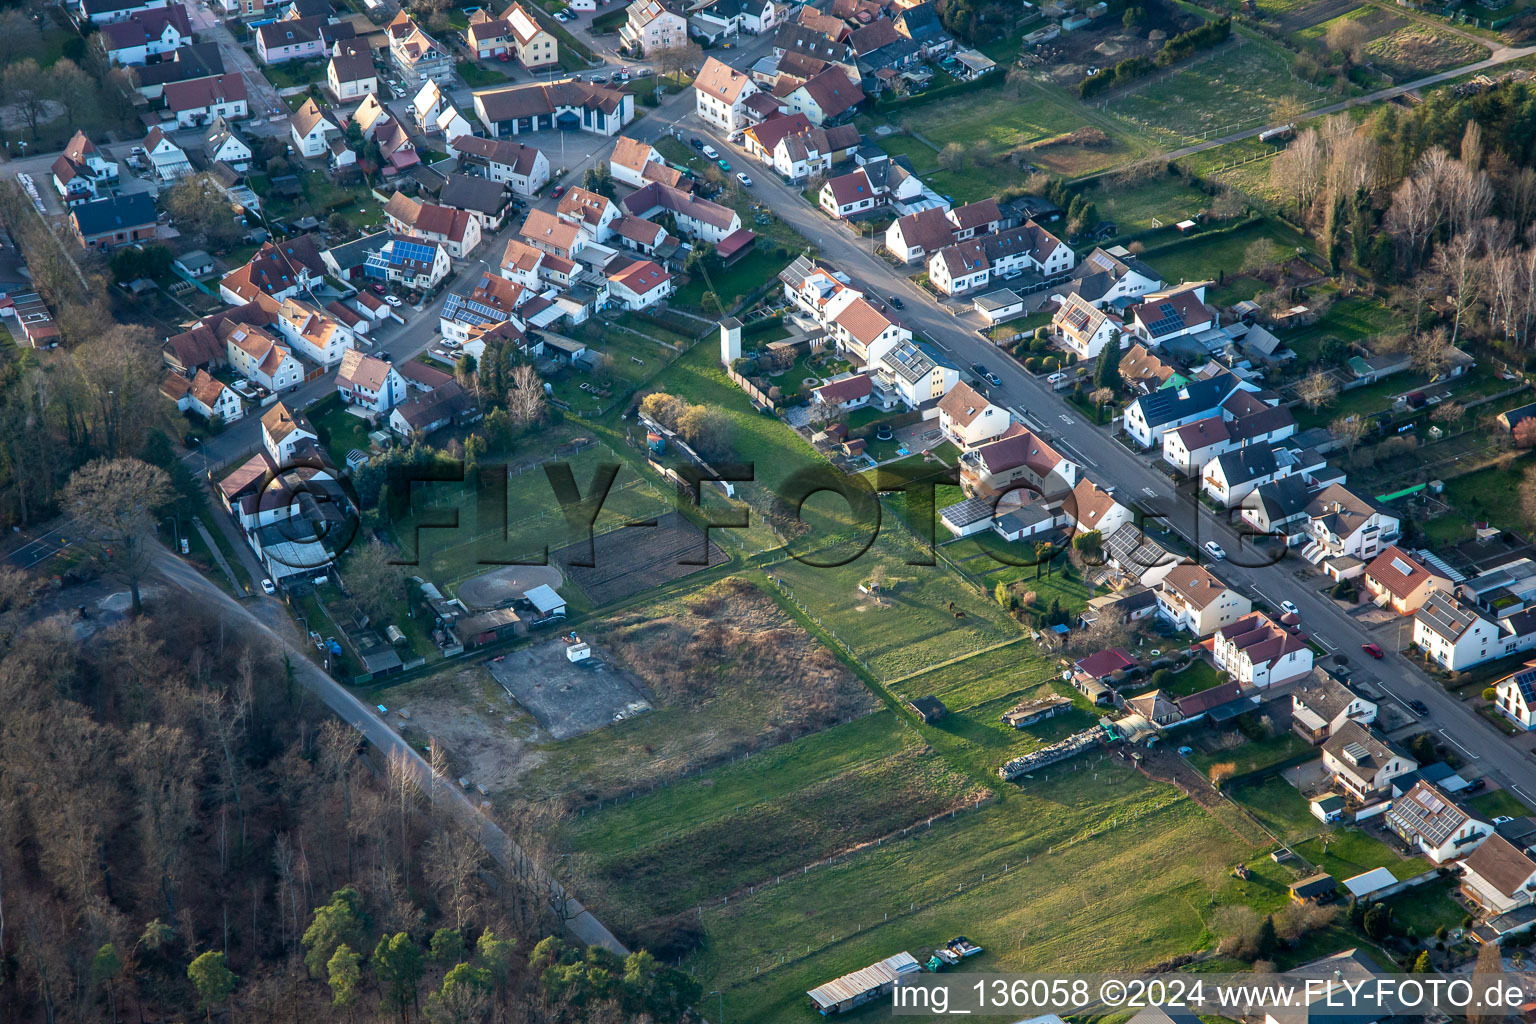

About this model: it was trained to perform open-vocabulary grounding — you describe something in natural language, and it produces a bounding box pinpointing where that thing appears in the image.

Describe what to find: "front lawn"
[1293,828,1426,882]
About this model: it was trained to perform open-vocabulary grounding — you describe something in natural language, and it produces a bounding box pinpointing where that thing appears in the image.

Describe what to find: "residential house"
[78,0,169,25]
[1362,546,1451,615]
[1386,780,1492,863]
[222,322,301,393]
[556,187,622,245]
[51,131,119,208]
[256,16,329,64]
[695,56,761,130]
[472,3,557,68]
[691,0,777,39]
[607,259,673,310]
[1303,484,1399,568]
[957,426,1077,501]
[937,381,1009,448]
[290,98,340,158]
[99,5,192,66]
[384,192,483,258]
[1213,612,1313,687]
[1120,342,1185,393]
[439,272,526,344]
[826,295,909,367]
[1239,475,1312,548]
[784,66,864,126]
[163,73,248,128]
[498,237,546,289]
[520,208,583,260]
[388,379,478,438]
[438,174,512,231]
[386,13,454,85]
[336,348,406,412]
[1291,671,1377,744]
[1156,563,1252,636]
[1321,721,1416,803]
[1059,476,1130,540]
[69,193,157,251]
[609,136,667,188]
[1080,586,1159,630]
[1124,283,1214,345]
[1163,404,1295,477]
[1052,292,1122,361]
[1495,666,1536,731]
[161,369,243,423]
[1121,373,1252,449]
[412,79,447,131]
[884,207,955,264]
[1163,417,1232,476]
[608,214,671,256]
[1461,834,1536,916]
[892,0,950,55]
[270,295,355,367]
[925,221,1074,297]
[261,402,318,464]
[1202,445,1285,509]
[365,235,453,290]
[449,135,551,196]
[204,117,253,170]
[622,181,742,243]
[818,168,882,220]
[812,373,873,414]
[875,339,959,408]
[472,80,634,138]
[142,127,192,182]
[219,235,326,303]
[327,47,378,101]
[620,0,688,54]
[1054,246,1165,310]
[1413,592,1531,671]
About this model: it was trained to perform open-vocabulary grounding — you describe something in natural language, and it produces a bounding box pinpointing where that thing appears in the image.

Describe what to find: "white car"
[1280,599,1300,617]
[383,294,403,307]
[736,172,753,187]
[702,144,719,159]
[1047,372,1066,384]
[261,578,276,595]
[1203,540,1226,560]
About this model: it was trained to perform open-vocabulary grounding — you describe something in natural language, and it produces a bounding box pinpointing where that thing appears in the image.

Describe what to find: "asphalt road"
[152,546,628,953]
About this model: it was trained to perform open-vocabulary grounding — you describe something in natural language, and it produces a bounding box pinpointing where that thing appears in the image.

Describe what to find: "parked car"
[384,295,403,307]
[372,283,387,294]
[717,159,731,171]
[1047,371,1066,384]
[984,370,1002,387]
[1463,776,1486,792]
[702,144,719,159]
[1203,540,1226,560]
[1407,698,1429,716]
[886,295,904,309]
[1361,642,1384,659]
[261,578,276,595]
[970,362,986,378]
[735,171,752,187]
[550,184,566,199]
[1280,600,1299,617]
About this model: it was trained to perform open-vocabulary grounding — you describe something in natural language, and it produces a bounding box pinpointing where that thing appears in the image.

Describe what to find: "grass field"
[1283,296,1407,367]
[1471,788,1535,820]
[1081,174,1216,234]
[1228,775,1322,841]
[1380,876,1465,936]
[1139,219,1314,286]
[1293,828,1427,882]
[770,527,1024,680]
[390,435,675,584]
[1365,27,1488,82]
[1187,731,1312,778]
[1107,40,1329,144]
[1419,456,1534,547]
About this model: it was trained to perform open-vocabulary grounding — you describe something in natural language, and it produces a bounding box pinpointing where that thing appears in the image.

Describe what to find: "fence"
[727,367,777,412]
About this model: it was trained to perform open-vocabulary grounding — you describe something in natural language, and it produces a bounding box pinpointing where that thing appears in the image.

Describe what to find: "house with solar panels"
[1321,721,1415,803]
[365,235,452,291]
[1124,283,1214,345]
[1052,292,1122,360]
[874,339,958,408]
[1495,665,1536,730]
[1386,780,1492,863]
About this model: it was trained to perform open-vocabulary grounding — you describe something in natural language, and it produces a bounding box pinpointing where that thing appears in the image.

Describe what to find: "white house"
[926,221,1074,297]
[204,117,253,170]
[609,136,667,189]
[270,296,355,367]
[327,48,379,102]
[1321,721,1415,803]
[142,126,193,182]
[162,74,248,128]
[622,182,741,244]
[1201,446,1285,509]
[290,98,340,158]
[1052,292,1122,361]
[694,56,759,130]
[556,186,622,246]
[819,168,881,220]
[1495,666,1536,731]
[449,135,550,196]
[1213,613,1313,688]
[386,12,454,85]
[1386,781,1492,864]
[383,191,483,258]
[1124,283,1214,345]
[367,236,453,290]
[1053,246,1165,309]
[1156,563,1251,637]
[336,348,406,413]
[607,260,673,310]
[223,321,303,393]
[1302,484,1399,567]
[472,80,635,139]
[99,6,192,66]
[875,339,958,408]
[690,0,776,40]
[1062,477,1132,539]
[1414,592,1503,672]
[51,131,119,206]
[783,66,864,126]
[162,369,243,424]
[825,293,909,367]
[1122,373,1250,450]
[621,0,688,54]
[261,402,318,465]
[1291,672,1377,744]
[936,381,1009,448]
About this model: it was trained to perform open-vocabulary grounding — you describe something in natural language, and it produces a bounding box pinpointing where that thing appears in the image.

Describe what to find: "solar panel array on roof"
[1143,300,1184,337]
[1514,669,1536,702]
[1066,307,1090,330]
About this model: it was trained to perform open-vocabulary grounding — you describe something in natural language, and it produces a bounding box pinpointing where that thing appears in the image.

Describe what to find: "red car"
[1361,642,1384,659]
[372,283,386,294]
[550,185,566,199]
[497,52,510,62]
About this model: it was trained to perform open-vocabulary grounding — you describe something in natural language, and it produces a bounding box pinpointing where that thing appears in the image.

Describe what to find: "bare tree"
[63,458,173,614]
[424,828,484,932]
[1270,127,1324,218]
[1410,327,1454,377]
[342,539,409,625]
[1325,19,1369,63]
[505,364,546,430]
[1329,415,1368,454]
[2,60,51,140]
[1296,371,1338,412]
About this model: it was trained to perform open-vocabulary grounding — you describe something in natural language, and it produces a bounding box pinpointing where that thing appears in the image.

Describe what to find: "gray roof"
[1103,521,1179,576]
[1245,474,1311,522]
[1387,780,1481,848]
[973,288,1023,312]
[1416,592,1483,642]
[438,173,508,217]
[1293,672,1369,722]
[1210,445,1278,487]
[880,338,949,384]
[1324,720,1406,781]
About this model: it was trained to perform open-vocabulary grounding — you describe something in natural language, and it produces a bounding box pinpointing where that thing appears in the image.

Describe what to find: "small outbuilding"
[1289,872,1338,904]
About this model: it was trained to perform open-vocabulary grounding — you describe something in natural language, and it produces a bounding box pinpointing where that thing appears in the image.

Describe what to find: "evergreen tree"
[1094,338,1123,393]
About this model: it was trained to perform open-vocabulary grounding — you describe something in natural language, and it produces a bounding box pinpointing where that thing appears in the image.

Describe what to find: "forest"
[0,595,695,1023]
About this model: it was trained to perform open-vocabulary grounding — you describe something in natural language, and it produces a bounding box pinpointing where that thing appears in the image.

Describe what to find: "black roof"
[72,193,157,236]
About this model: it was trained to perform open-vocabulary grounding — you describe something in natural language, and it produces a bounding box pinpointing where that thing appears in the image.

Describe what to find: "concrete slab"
[486,636,650,739]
